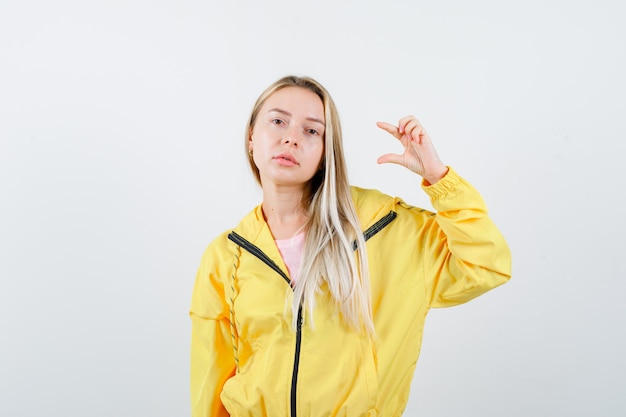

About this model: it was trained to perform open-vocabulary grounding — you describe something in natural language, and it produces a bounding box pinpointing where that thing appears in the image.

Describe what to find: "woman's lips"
[274,153,298,166]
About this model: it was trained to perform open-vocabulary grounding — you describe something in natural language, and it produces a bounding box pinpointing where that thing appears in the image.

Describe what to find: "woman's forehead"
[262,87,325,121]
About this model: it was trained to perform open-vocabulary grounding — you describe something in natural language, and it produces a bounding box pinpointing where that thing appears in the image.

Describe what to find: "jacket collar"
[232,186,396,246]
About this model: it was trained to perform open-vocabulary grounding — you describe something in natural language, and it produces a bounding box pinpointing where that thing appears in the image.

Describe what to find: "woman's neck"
[261,185,309,240]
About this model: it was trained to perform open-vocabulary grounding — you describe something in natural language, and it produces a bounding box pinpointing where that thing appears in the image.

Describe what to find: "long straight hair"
[246,76,374,335]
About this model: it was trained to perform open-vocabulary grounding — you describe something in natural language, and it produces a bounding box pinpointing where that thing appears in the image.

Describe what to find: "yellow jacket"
[190,168,511,416]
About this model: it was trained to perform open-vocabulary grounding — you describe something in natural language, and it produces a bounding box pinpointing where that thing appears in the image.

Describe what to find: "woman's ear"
[248,131,256,157]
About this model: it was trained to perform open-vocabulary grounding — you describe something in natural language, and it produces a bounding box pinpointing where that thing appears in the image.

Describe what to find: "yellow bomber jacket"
[190,168,512,417]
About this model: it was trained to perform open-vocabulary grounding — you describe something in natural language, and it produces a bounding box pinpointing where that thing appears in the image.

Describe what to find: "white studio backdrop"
[1,0,624,416]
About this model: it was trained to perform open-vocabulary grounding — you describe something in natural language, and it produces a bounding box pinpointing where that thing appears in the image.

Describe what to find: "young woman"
[190,75,511,416]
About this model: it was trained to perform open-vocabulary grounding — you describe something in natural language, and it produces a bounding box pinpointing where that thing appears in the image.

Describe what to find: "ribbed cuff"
[421,166,463,200]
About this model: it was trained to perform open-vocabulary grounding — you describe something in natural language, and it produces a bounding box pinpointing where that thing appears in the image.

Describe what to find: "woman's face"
[250,86,325,190]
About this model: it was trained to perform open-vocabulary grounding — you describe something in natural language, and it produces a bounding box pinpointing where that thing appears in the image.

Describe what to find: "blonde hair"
[246,76,374,335]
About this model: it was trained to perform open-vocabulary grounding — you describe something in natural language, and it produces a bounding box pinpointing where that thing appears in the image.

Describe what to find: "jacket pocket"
[360,338,379,414]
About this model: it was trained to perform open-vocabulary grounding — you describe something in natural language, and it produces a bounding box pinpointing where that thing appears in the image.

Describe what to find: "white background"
[1,0,625,416]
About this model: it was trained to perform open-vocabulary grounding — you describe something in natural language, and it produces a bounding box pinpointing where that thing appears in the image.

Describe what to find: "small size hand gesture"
[376,116,449,185]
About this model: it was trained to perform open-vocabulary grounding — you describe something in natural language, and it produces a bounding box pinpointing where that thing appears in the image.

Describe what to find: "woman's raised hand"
[376,115,449,185]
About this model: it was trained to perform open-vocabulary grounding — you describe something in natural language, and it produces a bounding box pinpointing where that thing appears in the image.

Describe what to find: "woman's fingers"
[376,121,402,140]
[376,152,404,165]
[397,115,416,132]
[401,116,428,144]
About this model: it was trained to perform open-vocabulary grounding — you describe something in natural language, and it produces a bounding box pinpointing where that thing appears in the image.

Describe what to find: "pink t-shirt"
[275,232,306,285]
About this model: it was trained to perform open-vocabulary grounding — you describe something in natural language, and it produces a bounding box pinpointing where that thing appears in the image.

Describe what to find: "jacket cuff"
[421,166,462,200]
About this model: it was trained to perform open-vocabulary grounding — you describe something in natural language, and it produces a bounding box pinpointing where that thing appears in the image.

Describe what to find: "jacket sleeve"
[189,238,236,417]
[411,167,512,308]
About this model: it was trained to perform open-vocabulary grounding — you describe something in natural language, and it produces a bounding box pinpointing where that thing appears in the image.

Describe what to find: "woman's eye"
[272,119,283,125]
[307,129,319,135]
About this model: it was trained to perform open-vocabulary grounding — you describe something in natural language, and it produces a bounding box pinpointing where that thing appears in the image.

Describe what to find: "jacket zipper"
[362,210,397,245]
[227,232,291,285]
[290,306,303,417]
[227,210,397,417]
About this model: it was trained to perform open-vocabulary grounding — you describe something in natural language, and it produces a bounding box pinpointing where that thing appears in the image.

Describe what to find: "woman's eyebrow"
[268,108,325,126]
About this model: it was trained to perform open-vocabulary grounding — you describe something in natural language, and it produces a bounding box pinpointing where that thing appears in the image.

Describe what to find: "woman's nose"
[282,129,299,147]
